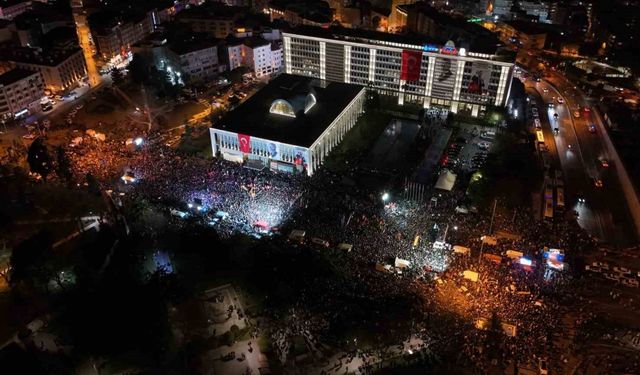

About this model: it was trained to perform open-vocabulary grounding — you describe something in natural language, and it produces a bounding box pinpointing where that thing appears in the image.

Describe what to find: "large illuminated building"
[283,26,515,116]
[210,74,365,176]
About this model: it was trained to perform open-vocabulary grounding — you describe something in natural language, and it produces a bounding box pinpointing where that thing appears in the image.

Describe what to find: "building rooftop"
[4,47,82,66]
[396,2,505,54]
[176,3,245,20]
[170,37,218,55]
[0,68,38,86]
[0,0,30,8]
[216,74,364,147]
[285,25,514,60]
[270,0,332,24]
[504,20,549,35]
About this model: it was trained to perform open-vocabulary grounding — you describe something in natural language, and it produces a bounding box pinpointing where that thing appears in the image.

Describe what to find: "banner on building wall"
[465,61,491,95]
[238,133,251,153]
[400,50,422,82]
[267,141,280,160]
[293,147,308,171]
[437,59,454,82]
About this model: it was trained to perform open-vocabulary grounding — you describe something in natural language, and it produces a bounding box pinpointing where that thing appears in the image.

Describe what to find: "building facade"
[176,43,219,81]
[226,37,283,77]
[0,0,32,20]
[0,68,44,120]
[282,27,515,116]
[177,12,235,39]
[10,48,87,93]
[94,14,154,60]
[210,74,366,176]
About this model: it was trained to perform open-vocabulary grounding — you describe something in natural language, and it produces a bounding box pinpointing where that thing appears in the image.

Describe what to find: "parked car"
[477,141,491,150]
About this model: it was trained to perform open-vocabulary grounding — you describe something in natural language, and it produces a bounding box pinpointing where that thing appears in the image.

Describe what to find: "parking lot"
[441,126,496,173]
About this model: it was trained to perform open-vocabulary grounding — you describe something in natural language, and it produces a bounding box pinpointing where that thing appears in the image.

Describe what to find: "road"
[527,78,636,245]
[72,9,102,88]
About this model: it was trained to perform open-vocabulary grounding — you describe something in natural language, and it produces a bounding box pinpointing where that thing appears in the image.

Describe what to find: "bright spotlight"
[382,192,390,202]
[134,137,143,146]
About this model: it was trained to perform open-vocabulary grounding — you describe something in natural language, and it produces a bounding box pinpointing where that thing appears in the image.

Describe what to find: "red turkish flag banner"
[400,50,422,82]
[238,133,251,153]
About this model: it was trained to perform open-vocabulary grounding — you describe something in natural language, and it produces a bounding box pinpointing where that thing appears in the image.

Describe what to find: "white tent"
[395,257,410,268]
[453,245,471,255]
[505,250,524,259]
[463,270,479,282]
[481,235,498,246]
[435,169,457,191]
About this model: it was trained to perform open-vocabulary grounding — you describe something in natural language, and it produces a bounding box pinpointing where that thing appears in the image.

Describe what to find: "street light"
[382,192,390,202]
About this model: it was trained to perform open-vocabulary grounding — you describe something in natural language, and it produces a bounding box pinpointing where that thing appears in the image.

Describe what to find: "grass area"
[257,335,271,353]
[323,111,392,173]
[177,129,212,158]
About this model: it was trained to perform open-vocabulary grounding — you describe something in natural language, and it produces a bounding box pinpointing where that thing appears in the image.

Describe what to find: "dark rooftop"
[170,37,218,55]
[4,47,83,66]
[285,25,513,59]
[241,35,270,48]
[216,74,364,147]
[176,3,245,20]
[286,25,443,49]
[504,20,549,35]
[270,0,332,24]
[0,68,38,86]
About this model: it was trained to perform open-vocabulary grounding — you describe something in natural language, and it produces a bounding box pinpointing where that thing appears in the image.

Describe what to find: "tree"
[226,67,248,85]
[27,137,52,181]
[128,53,150,85]
[111,67,124,86]
[86,173,101,196]
[446,112,455,127]
[10,230,55,292]
[55,146,73,185]
[365,90,380,112]
[0,240,11,286]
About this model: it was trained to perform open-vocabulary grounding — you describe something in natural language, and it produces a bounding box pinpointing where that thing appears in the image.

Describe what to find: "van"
[480,131,496,140]
[337,243,353,252]
[311,238,329,247]
[604,273,620,282]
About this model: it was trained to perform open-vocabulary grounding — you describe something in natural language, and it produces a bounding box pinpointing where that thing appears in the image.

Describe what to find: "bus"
[545,187,554,200]
[544,199,554,220]
[556,187,565,210]
[533,118,541,129]
[555,170,564,187]
[536,130,545,145]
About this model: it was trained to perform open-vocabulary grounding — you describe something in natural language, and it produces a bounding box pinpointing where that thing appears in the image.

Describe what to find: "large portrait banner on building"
[464,61,491,96]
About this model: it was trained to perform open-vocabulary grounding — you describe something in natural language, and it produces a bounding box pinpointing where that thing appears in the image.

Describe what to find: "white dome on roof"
[269,99,296,117]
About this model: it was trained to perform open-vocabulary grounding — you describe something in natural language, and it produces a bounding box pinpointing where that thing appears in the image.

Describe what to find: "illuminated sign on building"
[441,40,458,55]
[422,44,439,52]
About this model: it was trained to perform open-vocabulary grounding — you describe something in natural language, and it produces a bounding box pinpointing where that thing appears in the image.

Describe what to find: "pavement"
[414,126,452,185]
[365,118,420,172]
[200,284,268,375]
[307,335,428,375]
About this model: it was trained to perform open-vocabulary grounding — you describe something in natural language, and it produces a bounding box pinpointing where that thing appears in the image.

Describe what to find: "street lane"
[527,78,635,245]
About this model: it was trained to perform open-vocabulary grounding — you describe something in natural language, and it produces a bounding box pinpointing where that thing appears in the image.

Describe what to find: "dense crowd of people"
[60,125,634,374]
